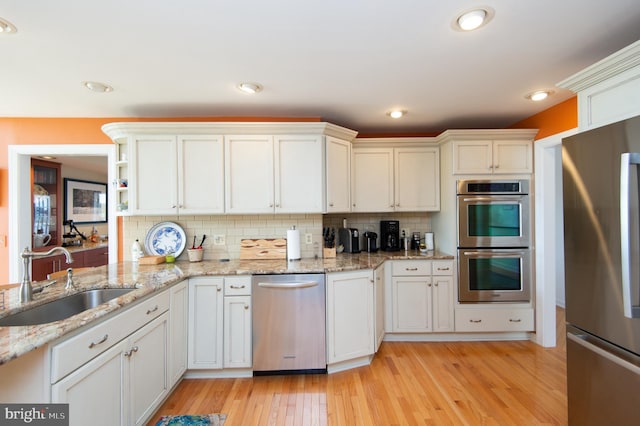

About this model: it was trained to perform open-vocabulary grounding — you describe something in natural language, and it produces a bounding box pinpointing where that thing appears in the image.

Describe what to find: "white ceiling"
[3,1,640,134]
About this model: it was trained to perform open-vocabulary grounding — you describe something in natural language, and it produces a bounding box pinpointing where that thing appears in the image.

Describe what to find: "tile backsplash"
[123,212,432,261]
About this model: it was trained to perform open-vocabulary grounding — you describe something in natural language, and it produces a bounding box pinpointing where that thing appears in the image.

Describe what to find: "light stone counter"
[0,251,453,365]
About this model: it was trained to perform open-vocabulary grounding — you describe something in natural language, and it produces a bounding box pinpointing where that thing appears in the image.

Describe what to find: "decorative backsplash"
[123,212,432,261]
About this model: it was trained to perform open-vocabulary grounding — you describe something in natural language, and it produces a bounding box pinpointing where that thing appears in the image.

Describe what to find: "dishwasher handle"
[257,281,319,289]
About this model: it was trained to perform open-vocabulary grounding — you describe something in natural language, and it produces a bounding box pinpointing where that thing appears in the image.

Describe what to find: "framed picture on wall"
[63,178,108,224]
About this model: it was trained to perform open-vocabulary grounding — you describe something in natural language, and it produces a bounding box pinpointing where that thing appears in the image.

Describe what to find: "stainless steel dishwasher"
[252,273,326,374]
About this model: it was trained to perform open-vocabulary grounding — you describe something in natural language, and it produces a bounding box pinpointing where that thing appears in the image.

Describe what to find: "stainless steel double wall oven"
[457,179,531,303]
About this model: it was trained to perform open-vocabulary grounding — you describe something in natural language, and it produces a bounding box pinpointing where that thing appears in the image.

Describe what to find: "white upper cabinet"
[225,134,324,213]
[453,139,532,175]
[558,40,640,130]
[102,122,358,215]
[274,135,324,213]
[352,148,395,212]
[225,135,274,214]
[325,136,351,213]
[129,134,224,215]
[352,142,440,212]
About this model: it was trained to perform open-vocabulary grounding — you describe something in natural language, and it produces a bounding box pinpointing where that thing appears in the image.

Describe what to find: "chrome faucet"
[20,246,73,303]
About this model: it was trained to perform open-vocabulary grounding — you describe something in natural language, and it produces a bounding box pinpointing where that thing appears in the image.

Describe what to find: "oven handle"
[462,251,526,257]
[461,197,525,203]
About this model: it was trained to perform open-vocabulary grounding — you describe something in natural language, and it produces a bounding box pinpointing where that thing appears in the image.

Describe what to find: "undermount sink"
[0,288,136,327]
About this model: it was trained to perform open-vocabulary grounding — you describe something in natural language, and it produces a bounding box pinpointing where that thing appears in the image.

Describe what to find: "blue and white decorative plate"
[145,222,186,257]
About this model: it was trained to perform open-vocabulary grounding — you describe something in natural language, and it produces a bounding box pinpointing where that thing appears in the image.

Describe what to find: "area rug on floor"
[155,413,227,426]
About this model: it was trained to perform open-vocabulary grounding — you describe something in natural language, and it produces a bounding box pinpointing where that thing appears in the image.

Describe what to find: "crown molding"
[102,121,358,141]
[557,40,640,93]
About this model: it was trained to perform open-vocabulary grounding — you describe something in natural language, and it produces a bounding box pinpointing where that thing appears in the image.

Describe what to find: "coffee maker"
[380,220,400,251]
[363,231,378,253]
[339,228,360,253]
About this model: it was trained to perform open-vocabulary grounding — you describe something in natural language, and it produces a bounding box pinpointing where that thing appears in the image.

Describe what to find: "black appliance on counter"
[338,228,360,253]
[380,220,400,251]
[363,231,378,253]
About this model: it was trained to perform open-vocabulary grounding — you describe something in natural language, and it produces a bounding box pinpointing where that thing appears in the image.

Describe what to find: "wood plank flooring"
[148,308,567,425]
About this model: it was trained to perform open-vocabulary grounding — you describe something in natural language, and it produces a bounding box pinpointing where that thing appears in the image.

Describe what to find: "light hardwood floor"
[148,308,567,425]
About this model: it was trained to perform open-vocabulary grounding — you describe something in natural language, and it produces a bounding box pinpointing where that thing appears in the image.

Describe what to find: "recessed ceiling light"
[237,82,263,94]
[525,90,555,101]
[83,81,113,93]
[387,110,407,119]
[453,7,494,32]
[0,17,17,34]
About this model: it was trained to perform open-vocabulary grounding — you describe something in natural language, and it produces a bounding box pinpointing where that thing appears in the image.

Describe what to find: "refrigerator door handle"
[620,152,640,318]
[567,331,640,374]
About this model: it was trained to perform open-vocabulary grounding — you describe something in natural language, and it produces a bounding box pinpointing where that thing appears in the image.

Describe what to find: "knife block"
[323,247,336,258]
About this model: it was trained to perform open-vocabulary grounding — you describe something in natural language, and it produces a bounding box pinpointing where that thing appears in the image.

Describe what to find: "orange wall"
[509,96,578,140]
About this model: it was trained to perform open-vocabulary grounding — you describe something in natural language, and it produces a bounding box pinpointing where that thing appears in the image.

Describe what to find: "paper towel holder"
[287,225,301,261]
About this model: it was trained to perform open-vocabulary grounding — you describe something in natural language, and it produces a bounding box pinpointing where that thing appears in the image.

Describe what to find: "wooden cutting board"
[240,238,287,260]
[138,255,166,265]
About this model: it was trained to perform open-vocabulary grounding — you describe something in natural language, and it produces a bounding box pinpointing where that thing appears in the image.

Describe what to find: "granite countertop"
[0,251,453,365]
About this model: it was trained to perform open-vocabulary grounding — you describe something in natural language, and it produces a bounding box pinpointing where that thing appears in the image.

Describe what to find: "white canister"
[425,232,435,251]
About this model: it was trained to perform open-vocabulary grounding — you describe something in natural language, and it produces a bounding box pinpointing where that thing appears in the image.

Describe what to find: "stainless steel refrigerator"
[562,115,640,425]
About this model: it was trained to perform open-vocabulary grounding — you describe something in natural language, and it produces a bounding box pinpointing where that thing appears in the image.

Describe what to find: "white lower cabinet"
[455,306,534,332]
[51,312,169,426]
[188,277,224,369]
[326,270,375,364]
[388,260,455,333]
[169,280,188,386]
[223,276,252,368]
[374,264,385,352]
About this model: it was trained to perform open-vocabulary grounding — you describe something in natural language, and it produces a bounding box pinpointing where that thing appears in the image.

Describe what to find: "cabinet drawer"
[50,289,170,383]
[391,260,431,276]
[455,307,534,332]
[224,276,251,296]
[432,261,454,276]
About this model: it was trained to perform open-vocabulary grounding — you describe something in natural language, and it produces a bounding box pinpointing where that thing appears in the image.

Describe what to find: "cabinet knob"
[329,202,334,207]
[396,203,400,207]
[428,283,432,287]
[434,283,438,287]
[217,287,222,292]
[269,203,274,207]
[171,205,177,209]
[244,304,250,310]
[495,164,499,169]
[353,203,356,207]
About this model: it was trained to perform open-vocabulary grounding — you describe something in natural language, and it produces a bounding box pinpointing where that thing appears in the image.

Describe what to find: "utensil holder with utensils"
[187,248,204,262]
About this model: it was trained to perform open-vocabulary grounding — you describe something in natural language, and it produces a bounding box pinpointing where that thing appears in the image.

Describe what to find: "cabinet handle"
[217,287,222,292]
[230,284,246,289]
[495,164,500,169]
[437,267,450,271]
[390,204,394,208]
[269,203,274,207]
[428,283,432,287]
[396,203,400,207]
[171,205,176,209]
[146,305,159,315]
[244,304,250,310]
[469,319,482,323]
[509,318,522,323]
[353,203,356,207]
[405,267,418,271]
[329,202,334,207]
[88,334,109,349]
[124,346,139,357]
[434,283,438,287]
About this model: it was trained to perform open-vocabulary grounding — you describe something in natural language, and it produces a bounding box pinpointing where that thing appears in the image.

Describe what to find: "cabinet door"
[274,135,324,213]
[492,140,533,174]
[395,147,440,211]
[128,312,169,426]
[32,254,66,281]
[432,276,454,332]
[225,135,274,213]
[130,135,178,215]
[325,136,351,213]
[51,340,127,426]
[83,247,109,267]
[169,281,188,387]
[351,148,394,212]
[373,264,385,352]
[188,277,224,369]
[392,276,432,332]
[177,135,225,214]
[452,140,493,174]
[326,270,374,364]
[223,295,252,368]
